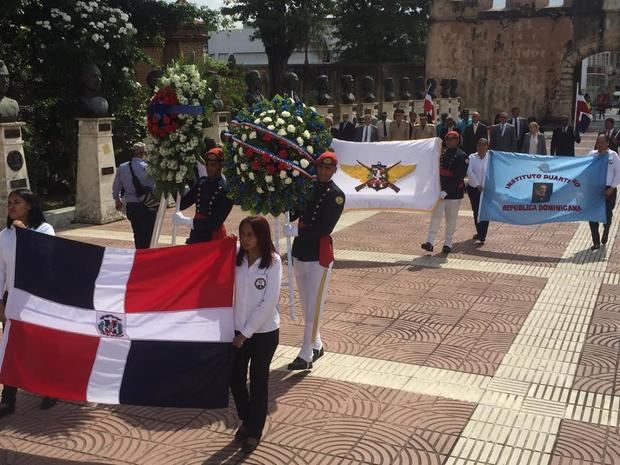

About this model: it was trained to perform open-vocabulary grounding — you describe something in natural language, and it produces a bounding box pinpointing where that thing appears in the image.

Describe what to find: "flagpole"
[273,215,280,256]
[285,211,296,321]
[170,192,181,245]
[574,82,580,132]
[149,192,167,248]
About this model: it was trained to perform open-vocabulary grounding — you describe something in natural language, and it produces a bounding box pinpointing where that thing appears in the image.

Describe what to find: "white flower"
[259,111,266,117]
[121,66,129,73]
[248,172,255,180]
[267,125,275,130]
[262,117,272,124]
[287,125,296,133]
[119,27,126,34]
[238,147,244,155]
[236,168,241,175]
[92,33,100,41]
[265,175,273,183]
[307,146,314,154]
[109,16,116,23]
[103,42,110,49]
[285,177,293,184]
[240,163,248,171]
[303,130,311,139]
[300,159,310,168]
[254,118,261,124]
[233,142,239,148]
[297,116,304,123]
[277,129,287,136]
[234,155,238,163]
[96,21,104,28]
[241,134,247,141]
[256,186,264,194]
[279,171,288,179]
[296,137,304,145]
[249,131,257,140]
[276,118,285,126]
[281,111,291,118]
[292,170,300,177]
[268,186,275,192]
[309,106,316,112]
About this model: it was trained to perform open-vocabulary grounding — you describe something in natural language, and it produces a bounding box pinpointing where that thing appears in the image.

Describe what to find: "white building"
[208,25,337,66]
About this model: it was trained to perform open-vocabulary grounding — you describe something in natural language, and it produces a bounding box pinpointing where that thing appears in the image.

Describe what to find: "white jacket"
[234,253,281,338]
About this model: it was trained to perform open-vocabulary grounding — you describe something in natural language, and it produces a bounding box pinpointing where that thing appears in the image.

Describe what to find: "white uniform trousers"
[294,259,333,363]
[426,198,462,247]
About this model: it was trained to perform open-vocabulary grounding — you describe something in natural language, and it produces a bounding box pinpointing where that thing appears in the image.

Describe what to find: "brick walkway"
[2,132,620,465]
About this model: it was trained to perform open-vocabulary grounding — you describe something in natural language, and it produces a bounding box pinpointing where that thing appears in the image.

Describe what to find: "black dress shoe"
[234,425,248,443]
[0,403,15,419]
[442,245,452,254]
[591,244,601,251]
[242,436,260,453]
[602,227,610,245]
[312,348,324,362]
[472,234,479,240]
[287,357,313,371]
[40,397,57,410]
[421,242,433,252]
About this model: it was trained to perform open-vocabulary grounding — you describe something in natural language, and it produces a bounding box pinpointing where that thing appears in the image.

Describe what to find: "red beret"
[317,151,338,166]
[204,147,224,161]
[445,131,460,139]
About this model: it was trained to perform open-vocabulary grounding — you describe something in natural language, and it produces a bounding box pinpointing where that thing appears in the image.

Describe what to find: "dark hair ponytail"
[7,189,46,229]
[235,216,276,269]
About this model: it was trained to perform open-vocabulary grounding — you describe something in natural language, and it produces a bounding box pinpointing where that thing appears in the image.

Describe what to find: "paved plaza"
[2,131,620,464]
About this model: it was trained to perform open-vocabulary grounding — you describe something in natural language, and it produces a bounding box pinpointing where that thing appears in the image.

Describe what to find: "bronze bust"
[361,76,376,103]
[0,61,19,123]
[244,70,265,107]
[340,74,355,104]
[283,71,301,102]
[383,78,395,102]
[399,77,412,100]
[76,64,109,118]
[316,75,331,105]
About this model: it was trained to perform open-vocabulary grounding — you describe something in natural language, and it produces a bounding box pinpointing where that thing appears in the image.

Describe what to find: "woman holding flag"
[0,189,57,417]
[230,216,281,452]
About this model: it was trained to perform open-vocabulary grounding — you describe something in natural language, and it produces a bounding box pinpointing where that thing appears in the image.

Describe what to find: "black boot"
[40,397,57,410]
[602,225,610,245]
[0,402,15,419]
[287,357,312,370]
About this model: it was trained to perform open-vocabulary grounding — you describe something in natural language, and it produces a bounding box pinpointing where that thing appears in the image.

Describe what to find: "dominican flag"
[0,229,236,409]
[424,91,435,121]
[575,93,592,133]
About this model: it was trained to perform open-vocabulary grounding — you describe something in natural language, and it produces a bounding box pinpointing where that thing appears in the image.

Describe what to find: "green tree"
[334,0,430,63]
[222,0,334,97]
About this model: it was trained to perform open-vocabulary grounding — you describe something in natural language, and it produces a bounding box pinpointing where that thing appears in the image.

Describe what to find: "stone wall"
[426,0,620,123]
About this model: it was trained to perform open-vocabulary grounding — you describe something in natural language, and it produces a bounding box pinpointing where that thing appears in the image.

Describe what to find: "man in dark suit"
[598,118,619,152]
[337,113,356,141]
[354,113,379,142]
[439,116,462,146]
[511,107,528,151]
[462,111,488,154]
[550,116,581,156]
[489,112,517,152]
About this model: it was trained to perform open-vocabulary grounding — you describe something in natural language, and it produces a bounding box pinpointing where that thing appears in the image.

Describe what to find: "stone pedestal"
[392,101,412,112]
[0,122,30,226]
[411,100,426,115]
[359,103,379,118]
[202,111,230,144]
[74,118,123,224]
[437,98,461,118]
[337,104,357,123]
[314,105,334,119]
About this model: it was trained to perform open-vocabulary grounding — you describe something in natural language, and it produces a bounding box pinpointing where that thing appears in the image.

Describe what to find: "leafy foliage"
[333,0,430,63]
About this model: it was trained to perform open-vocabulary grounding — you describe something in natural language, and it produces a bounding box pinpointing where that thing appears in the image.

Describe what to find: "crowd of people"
[1,106,619,455]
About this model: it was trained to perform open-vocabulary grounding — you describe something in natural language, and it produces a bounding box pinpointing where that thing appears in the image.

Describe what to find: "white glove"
[284,223,298,237]
[439,191,448,199]
[172,212,193,228]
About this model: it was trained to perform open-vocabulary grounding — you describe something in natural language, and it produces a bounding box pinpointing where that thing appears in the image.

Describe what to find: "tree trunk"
[265,47,290,98]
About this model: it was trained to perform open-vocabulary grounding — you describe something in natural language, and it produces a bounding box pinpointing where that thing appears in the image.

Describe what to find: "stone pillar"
[411,100,426,115]
[202,111,230,144]
[359,103,379,117]
[74,118,123,224]
[0,122,30,225]
[314,105,334,119]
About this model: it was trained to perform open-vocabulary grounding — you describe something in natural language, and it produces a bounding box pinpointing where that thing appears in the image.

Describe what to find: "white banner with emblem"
[330,137,442,211]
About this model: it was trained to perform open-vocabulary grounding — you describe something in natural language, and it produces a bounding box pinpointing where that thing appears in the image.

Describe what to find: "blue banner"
[479,151,607,225]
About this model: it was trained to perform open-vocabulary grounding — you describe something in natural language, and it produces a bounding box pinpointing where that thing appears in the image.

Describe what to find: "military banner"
[330,138,442,210]
[479,151,607,225]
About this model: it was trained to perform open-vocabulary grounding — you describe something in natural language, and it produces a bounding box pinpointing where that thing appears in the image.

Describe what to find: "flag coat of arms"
[0,229,236,409]
[479,151,607,225]
[330,138,441,210]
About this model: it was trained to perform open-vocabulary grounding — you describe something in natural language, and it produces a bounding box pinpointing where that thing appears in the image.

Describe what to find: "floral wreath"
[222,96,333,215]
[145,62,211,196]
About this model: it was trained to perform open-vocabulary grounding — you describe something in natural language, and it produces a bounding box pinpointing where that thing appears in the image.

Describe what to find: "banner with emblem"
[330,138,442,210]
[0,229,236,409]
[479,151,607,225]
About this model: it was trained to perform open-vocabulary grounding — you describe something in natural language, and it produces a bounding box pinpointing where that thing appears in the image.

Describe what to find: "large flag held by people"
[479,151,607,225]
[0,230,236,408]
[331,138,441,210]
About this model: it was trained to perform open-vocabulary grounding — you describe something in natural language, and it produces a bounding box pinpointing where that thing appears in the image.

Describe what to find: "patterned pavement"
[2,132,620,464]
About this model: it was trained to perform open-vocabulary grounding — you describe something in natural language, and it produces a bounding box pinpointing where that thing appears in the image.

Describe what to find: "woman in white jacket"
[231,216,281,452]
[0,189,57,417]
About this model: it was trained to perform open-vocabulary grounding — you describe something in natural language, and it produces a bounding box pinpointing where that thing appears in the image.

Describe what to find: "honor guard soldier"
[172,147,234,243]
[284,151,345,370]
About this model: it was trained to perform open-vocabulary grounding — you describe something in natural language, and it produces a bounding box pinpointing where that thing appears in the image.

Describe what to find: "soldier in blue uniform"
[172,147,234,243]
[284,151,345,370]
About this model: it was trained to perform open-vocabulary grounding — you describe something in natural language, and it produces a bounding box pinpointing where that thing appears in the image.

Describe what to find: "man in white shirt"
[467,138,490,243]
[376,111,391,141]
[588,134,620,250]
